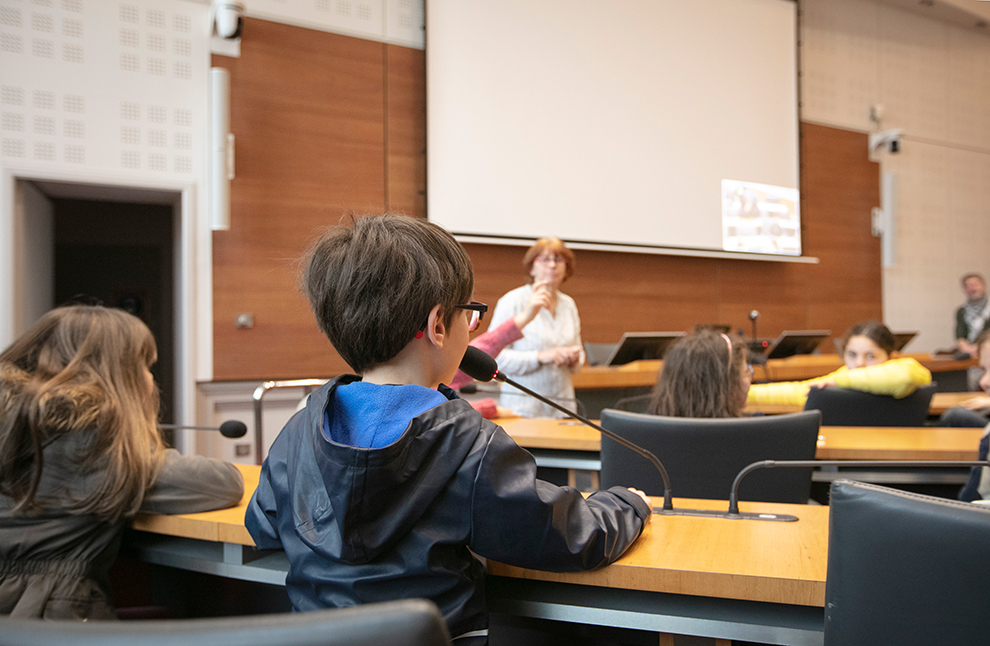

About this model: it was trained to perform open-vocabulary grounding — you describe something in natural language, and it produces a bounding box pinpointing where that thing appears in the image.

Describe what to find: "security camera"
[869,129,902,155]
[213,1,244,40]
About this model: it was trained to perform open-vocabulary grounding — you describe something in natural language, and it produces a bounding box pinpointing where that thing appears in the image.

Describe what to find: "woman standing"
[488,238,584,418]
[0,305,243,619]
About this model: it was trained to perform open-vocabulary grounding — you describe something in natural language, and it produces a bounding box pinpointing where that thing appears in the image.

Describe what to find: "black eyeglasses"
[455,301,488,332]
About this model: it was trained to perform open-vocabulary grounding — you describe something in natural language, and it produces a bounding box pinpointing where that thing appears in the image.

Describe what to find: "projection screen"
[426,0,803,258]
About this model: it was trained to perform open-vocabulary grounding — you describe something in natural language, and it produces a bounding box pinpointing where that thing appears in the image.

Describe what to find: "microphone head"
[219,420,248,438]
[749,310,759,320]
[459,346,499,383]
[458,383,479,395]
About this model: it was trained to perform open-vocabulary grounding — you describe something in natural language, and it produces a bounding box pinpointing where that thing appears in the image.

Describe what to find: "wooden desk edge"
[486,562,826,607]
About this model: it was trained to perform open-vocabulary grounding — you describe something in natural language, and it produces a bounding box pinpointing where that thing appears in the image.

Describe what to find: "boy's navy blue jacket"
[245,376,652,640]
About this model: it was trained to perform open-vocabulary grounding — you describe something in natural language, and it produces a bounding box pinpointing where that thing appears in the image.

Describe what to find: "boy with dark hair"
[246,215,651,644]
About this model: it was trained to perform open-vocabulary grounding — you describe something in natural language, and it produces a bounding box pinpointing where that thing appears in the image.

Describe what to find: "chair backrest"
[825,480,990,645]
[803,383,936,427]
[599,409,821,503]
[0,599,450,646]
[957,430,990,502]
[612,393,653,414]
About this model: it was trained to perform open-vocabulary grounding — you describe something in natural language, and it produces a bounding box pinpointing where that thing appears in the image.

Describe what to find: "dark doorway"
[53,199,176,426]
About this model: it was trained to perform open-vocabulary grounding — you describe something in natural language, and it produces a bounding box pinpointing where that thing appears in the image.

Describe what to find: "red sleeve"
[448,319,524,390]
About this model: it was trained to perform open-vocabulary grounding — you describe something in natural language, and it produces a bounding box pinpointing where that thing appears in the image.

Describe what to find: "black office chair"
[0,599,451,646]
[825,480,990,645]
[958,430,990,502]
[803,383,936,427]
[599,409,821,503]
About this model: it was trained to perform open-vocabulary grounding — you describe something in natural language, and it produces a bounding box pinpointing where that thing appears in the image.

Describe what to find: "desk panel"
[746,391,986,416]
[497,418,983,462]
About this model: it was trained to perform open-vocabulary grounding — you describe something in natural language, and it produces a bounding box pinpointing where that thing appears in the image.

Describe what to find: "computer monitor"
[892,331,918,352]
[605,332,686,366]
[765,330,831,360]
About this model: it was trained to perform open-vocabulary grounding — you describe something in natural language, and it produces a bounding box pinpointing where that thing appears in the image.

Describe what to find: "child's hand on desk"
[961,395,990,411]
[627,488,652,520]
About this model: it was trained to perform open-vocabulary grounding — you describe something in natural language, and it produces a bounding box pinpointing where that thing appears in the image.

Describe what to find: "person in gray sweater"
[0,305,243,619]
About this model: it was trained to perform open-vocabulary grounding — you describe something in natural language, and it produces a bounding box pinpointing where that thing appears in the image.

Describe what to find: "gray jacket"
[0,433,243,619]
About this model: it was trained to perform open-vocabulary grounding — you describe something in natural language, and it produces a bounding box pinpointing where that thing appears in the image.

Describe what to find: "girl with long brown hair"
[648,331,752,418]
[0,305,243,619]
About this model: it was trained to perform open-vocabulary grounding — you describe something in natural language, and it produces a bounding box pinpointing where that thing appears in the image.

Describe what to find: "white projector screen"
[426,0,802,258]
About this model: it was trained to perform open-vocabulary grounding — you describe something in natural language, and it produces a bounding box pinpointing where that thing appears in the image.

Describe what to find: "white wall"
[245,0,424,48]
[13,180,53,333]
[0,0,212,374]
[800,0,990,352]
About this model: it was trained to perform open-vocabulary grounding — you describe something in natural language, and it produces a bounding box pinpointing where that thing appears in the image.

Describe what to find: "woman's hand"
[538,347,570,366]
[559,345,583,367]
[514,281,553,330]
[538,345,583,367]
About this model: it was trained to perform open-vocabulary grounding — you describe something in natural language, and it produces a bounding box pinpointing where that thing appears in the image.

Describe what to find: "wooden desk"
[753,353,975,383]
[571,353,976,391]
[814,426,983,461]
[497,417,983,462]
[127,464,829,645]
[488,497,827,607]
[571,360,662,389]
[498,417,601,451]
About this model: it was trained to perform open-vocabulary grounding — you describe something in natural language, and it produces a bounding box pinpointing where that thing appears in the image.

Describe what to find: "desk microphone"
[158,420,248,438]
[459,346,675,512]
[724,459,990,521]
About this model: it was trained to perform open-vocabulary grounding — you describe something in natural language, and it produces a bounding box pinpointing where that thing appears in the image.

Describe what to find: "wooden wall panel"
[212,19,388,380]
[799,123,883,342]
[385,45,426,217]
[210,21,882,381]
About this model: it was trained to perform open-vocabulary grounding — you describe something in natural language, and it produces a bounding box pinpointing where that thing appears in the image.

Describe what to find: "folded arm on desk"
[469,427,650,571]
[747,357,932,406]
[141,449,244,514]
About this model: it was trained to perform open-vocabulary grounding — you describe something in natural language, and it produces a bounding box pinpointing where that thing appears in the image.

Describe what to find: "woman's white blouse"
[487,283,585,418]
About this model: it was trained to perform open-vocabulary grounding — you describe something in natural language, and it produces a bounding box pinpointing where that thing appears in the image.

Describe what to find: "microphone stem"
[497,373,674,511]
[727,459,989,515]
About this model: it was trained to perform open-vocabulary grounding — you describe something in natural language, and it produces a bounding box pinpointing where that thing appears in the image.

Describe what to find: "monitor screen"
[892,332,918,353]
[765,330,831,360]
[606,332,686,366]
